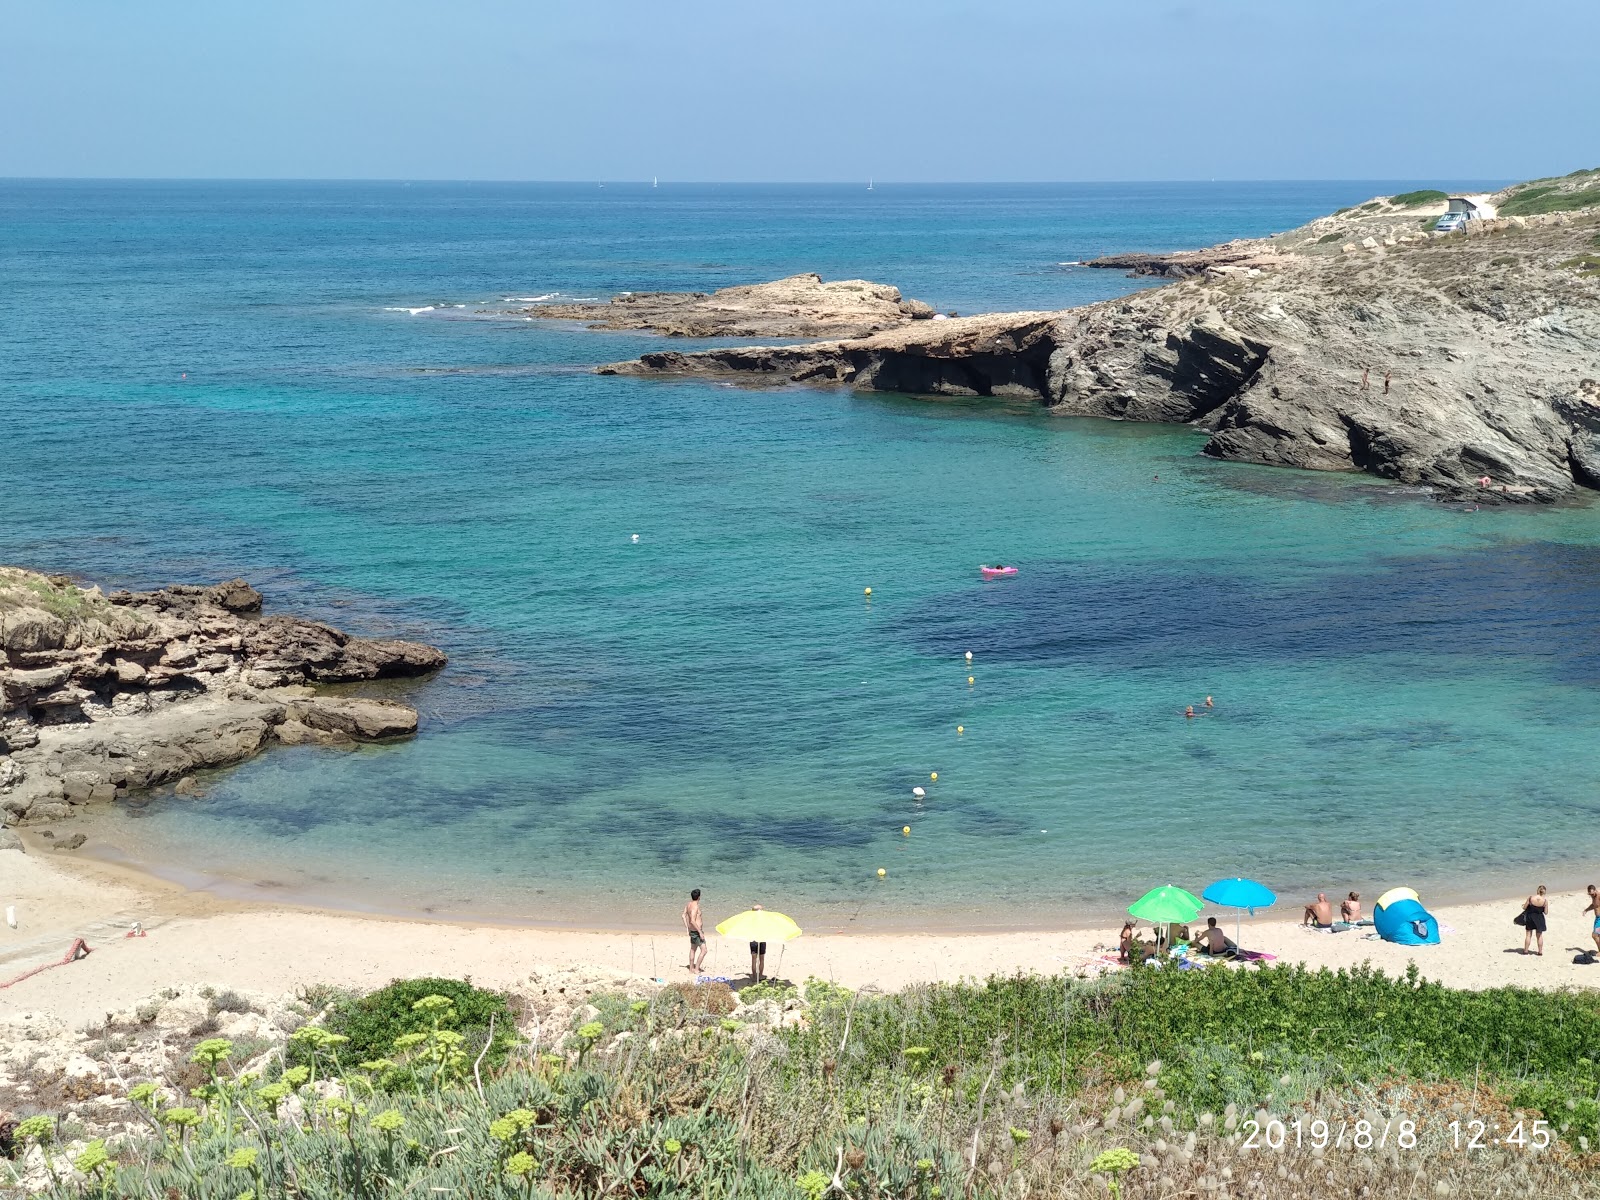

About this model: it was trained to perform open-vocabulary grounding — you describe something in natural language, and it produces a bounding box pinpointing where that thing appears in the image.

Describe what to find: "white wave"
[384,306,436,315]
[503,294,558,303]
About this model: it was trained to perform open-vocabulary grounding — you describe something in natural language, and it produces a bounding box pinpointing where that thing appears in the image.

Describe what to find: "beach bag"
[1513,909,1528,927]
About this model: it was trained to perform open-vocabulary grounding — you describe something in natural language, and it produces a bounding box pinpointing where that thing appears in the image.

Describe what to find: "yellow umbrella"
[715,908,802,943]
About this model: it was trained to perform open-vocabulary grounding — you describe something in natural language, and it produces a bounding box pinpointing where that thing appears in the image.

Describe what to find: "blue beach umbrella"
[1202,878,1278,947]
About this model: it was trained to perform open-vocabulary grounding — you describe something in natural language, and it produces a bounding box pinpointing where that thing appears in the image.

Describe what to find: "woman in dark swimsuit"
[1522,884,1549,956]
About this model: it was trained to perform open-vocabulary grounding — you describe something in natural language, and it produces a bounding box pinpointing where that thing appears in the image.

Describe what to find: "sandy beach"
[5,839,1598,1028]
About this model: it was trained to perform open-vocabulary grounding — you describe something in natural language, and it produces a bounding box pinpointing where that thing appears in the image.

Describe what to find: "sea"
[6,177,1596,932]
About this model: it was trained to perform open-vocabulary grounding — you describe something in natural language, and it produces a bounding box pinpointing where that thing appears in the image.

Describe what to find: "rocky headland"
[508,272,939,339]
[0,569,445,833]
[601,173,1600,502]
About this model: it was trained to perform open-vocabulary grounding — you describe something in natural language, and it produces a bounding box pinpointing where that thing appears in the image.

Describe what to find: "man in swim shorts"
[683,888,707,973]
[1197,917,1235,957]
[749,902,768,982]
[1302,893,1333,928]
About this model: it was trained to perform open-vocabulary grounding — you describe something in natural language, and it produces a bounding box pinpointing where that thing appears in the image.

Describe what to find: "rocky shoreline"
[507,272,940,339]
[0,569,445,835]
[600,180,1600,503]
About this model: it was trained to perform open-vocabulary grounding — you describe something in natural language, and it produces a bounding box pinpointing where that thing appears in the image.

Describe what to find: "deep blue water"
[6,178,1592,930]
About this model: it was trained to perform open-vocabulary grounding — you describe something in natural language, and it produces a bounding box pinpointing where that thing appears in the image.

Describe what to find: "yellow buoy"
[929,772,937,782]
[877,868,887,877]
[957,725,964,734]
[902,825,910,835]
[863,587,872,596]
[967,676,975,685]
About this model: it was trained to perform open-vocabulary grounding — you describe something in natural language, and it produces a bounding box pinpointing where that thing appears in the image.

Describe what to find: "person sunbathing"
[1302,893,1333,928]
[1118,920,1135,964]
[1340,891,1362,923]
[1196,917,1236,957]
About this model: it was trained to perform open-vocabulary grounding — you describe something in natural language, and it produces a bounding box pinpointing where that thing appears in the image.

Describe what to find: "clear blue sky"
[4,0,1595,181]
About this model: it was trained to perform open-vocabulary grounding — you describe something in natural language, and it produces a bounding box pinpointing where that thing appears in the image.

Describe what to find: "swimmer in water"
[1184,705,1195,719]
[1204,695,1213,708]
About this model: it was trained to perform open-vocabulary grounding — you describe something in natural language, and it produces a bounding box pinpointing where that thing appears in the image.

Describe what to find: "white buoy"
[631,534,639,543]
[965,651,973,661]
[912,786,926,798]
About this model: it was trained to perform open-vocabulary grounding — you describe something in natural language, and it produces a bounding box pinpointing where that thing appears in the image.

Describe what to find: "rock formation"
[601,191,1600,502]
[0,569,445,828]
[507,272,938,339]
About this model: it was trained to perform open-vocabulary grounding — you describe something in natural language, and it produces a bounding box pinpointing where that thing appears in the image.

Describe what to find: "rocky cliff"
[0,570,446,830]
[510,272,938,339]
[601,188,1600,503]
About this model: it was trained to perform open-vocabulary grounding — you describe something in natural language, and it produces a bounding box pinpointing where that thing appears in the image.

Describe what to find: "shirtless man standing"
[1302,893,1333,928]
[683,888,707,973]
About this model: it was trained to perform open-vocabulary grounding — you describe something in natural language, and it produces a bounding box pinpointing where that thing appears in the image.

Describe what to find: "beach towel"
[695,974,732,984]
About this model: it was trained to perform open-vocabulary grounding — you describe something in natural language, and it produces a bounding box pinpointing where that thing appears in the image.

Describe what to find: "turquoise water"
[7,179,1595,931]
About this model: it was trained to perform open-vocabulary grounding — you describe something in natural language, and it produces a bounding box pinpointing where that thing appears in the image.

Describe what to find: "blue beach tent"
[1373,887,1440,946]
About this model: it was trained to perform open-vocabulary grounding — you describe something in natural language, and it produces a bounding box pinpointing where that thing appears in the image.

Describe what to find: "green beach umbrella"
[1128,885,1203,926]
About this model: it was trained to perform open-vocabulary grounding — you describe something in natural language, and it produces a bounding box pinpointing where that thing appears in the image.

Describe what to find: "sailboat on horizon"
[867,178,874,191]
[652,176,658,188]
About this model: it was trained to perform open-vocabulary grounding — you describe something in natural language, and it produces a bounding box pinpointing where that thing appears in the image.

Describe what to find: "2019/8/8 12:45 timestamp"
[1240,1117,1553,1152]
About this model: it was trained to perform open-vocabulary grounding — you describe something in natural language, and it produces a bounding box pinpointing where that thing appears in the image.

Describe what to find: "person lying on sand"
[1302,893,1333,928]
[1196,917,1236,957]
[1340,891,1362,923]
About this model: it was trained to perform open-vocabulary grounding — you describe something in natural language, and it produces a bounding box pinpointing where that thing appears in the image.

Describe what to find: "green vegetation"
[293,978,519,1080]
[1316,232,1343,244]
[1559,255,1600,274]
[0,567,106,621]
[1499,181,1600,216]
[1390,189,1448,208]
[9,969,1600,1197]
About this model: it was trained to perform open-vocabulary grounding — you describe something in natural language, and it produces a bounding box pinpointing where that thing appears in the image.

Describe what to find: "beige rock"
[288,696,419,740]
[515,273,933,340]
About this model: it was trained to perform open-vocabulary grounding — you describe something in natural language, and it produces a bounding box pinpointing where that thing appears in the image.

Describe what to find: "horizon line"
[0,175,1519,187]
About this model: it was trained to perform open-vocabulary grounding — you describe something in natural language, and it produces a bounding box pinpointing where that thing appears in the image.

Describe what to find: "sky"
[3,0,1596,182]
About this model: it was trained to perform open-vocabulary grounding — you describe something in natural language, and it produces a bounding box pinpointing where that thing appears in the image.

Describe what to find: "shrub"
[294,977,517,1070]
[1500,182,1600,215]
[1391,188,1448,207]
[1316,232,1343,244]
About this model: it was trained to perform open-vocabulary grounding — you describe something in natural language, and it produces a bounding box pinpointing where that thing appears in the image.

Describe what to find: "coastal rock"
[509,273,936,340]
[286,696,419,740]
[0,568,445,825]
[602,192,1600,502]
[0,829,21,851]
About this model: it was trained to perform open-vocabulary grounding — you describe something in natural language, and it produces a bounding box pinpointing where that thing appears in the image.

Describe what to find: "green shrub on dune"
[1389,189,1448,207]
[293,977,518,1074]
[10,967,1600,1198]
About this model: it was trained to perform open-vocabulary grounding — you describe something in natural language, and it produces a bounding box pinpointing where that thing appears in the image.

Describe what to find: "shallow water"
[8,178,1591,931]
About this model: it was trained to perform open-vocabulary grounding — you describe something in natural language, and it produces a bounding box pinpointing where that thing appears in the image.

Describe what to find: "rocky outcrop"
[508,273,939,339]
[602,204,1600,503]
[0,571,445,827]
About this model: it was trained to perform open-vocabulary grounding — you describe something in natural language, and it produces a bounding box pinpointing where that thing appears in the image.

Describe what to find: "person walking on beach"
[1520,885,1549,956]
[1383,370,1392,395]
[1302,893,1333,928]
[683,888,707,973]
[747,903,770,982]
[1583,885,1600,961]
